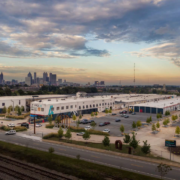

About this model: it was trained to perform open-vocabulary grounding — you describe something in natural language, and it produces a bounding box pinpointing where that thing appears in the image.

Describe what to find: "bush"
[43,133,59,139]
[141,140,151,154]
[0,114,5,117]
[14,126,27,132]
[48,147,55,154]
[45,124,54,128]
[0,126,11,131]
[6,112,30,119]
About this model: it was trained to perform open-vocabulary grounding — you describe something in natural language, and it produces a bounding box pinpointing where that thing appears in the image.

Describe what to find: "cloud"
[0,0,180,60]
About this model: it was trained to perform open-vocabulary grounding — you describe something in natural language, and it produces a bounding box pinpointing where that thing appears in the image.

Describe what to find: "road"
[0,132,179,180]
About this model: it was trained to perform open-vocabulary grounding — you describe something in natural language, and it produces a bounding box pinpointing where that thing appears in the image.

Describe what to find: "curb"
[43,139,180,168]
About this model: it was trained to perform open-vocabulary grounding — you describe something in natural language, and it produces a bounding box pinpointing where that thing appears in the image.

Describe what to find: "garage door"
[146,107,150,113]
[151,108,156,114]
[157,108,163,114]
[134,106,139,112]
[140,107,145,113]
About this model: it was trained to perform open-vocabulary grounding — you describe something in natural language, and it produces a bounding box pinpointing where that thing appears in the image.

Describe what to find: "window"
[2,103,5,106]
[110,103,112,105]
[90,105,92,108]
[93,104,95,107]
[83,106,85,109]
[86,105,88,108]
[61,106,64,110]
[41,108,44,111]
[19,100,21,105]
[96,104,98,107]
[105,103,107,105]
[66,106,69,109]
[51,107,54,111]
[75,105,77,108]
[57,107,59,110]
[102,103,104,106]
[79,106,81,109]
[99,103,101,106]
[71,105,73,109]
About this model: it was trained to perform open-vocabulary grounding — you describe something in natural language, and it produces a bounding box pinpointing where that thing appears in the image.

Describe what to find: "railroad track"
[0,155,72,180]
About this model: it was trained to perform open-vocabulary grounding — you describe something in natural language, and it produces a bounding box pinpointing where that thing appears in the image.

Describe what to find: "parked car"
[7,123,15,127]
[21,123,29,129]
[104,122,110,125]
[99,122,105,126]
[132,112,136,115]
[88,120,95,123]
[119,111,123,114]
[103,129,110,133]
[124,115,129,118]
[112,113,116,116]
[123,110,127,114]
[5,130,16,135]
[115,119,121,122]
[36,123,42,127]
[80,119,89,124]
[84,126,92,130]
[121,114,125,117]
[76,132,85,136]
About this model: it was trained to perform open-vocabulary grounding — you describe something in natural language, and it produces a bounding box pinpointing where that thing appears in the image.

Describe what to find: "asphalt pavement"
[0,132,179,180]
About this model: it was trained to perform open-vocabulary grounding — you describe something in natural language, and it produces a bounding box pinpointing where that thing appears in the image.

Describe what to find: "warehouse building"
[30,95,115,120]
[132,97,179,114]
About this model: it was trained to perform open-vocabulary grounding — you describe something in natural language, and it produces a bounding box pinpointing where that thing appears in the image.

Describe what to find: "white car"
[76,132,85,136]
[5,130,16,135]
[36,123,42,127]
[84,126,91,130]
[7,123,15,127]
[103,129,110,133]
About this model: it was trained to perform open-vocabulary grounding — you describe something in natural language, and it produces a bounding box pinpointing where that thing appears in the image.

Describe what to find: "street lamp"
[11,100,14,112]
[32,95,39,134]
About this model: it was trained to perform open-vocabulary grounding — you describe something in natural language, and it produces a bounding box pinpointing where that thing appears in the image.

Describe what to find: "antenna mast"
[134,63,135,88]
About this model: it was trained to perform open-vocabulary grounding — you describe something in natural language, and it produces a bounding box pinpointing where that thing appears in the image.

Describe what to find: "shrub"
[45,124,54,128]
[58,127,64,139]
[14,126,27,132]
[0,126,11,131]
[123,134,131,144]
[102,136,110,147]
[6,112,30,119]
[141,140,151,154]
[0,114,5,117]
[43,133,59,139]
[48,147,55,154]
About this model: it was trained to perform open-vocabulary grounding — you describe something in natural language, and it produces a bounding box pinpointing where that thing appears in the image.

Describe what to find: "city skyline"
[0,0,180,85]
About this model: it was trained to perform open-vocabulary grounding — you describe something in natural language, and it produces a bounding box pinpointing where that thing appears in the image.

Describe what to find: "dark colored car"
[112,113,116,116]
[80,119,89,124]
[123,110,127,114]
[119,111,123,114]
[115,119,121,122]
[124,115,129,118]
[99,123,105,126]
[21,123,29,129]
[88,120,95,123]
[104,122,110,125]
[132,112,136,115]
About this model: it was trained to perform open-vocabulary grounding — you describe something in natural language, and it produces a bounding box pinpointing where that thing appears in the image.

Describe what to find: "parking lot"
[75,112,162,136]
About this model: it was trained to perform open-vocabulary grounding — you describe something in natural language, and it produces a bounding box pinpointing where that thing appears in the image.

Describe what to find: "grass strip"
[0,140,160,180]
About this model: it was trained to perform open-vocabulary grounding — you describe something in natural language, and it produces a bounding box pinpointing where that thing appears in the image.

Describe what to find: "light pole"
[32,95,39,134]
[11,100,14,113]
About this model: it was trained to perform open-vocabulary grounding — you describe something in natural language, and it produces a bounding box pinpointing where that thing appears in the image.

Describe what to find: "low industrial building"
[30,94,115,120]
[132,97,179,114]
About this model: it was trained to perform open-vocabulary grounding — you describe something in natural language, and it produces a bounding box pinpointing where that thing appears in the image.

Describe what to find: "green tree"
[141,140,151,154]
[146,117,150,124]
[163,119,168,126]
[21,106,24,112]
[175,126,180,136]
[95,111,98,117]
[120,125,125,134]
[64,128,72,141]
[79,114,82,120]
[14,105,19,112]
[105,109,109,114]
[7,107,11,115]
[152,123,156,132]
[156,114,160,120]
[91,112,94,118]
[108,109,112,113]
[136,120,142,128]
[48,147,55,154]
[58,127,64,139]
[102,136,110,147]
[90,122,97,130]
[72,114,77,121]
[2,106,6,114]
[156,121,160,130]
[123,134,131,144]
[166,118,170,124]
[48,116,52,125]
[129,132,139,150]
[132,121,137,129]
[83,130,91,143]
[76,120,80,128]
[156,163,172,179]
[18,107,21,116]
[149,116,152,123]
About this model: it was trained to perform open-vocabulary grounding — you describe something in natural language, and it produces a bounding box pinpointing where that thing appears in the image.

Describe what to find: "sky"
[0,0,180,85]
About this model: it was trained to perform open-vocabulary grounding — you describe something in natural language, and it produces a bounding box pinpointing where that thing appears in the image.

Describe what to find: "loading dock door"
[152,108,156,114]
[134,106,139,113]
[146,107,150,113]
[140,107,145,113]
[158,108,163,114]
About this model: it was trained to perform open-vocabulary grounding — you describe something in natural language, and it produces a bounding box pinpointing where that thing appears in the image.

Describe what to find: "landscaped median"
[0,140,160,180]
[6,112,30,119]
[0,125,27,132]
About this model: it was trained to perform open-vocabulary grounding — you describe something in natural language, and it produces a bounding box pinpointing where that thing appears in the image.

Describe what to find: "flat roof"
[133,97,180,108]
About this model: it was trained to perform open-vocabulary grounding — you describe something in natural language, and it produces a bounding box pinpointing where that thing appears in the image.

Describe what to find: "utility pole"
[32,95,39,134]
